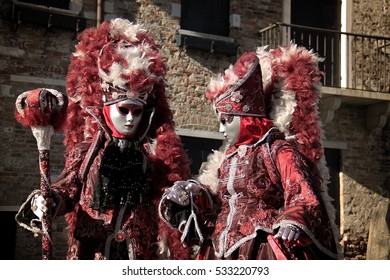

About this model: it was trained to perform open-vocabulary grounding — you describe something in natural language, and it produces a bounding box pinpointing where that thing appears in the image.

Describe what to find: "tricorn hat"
[206,52,266,117]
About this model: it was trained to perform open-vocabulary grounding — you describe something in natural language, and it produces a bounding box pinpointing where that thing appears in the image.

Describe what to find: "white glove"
[164,180,202,206]
[274,224,301,241]
[31,193,55,219]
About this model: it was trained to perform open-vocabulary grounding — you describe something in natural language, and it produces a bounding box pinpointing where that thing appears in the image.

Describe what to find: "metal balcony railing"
[258,22,390,94]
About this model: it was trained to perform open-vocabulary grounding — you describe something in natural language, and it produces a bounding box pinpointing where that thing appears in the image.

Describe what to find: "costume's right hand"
[31,193,55,219]
[164,180,201,206]
[274,224,300,241]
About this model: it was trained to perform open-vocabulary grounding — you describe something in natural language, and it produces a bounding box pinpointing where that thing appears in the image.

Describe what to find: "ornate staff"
[15,88,68,260]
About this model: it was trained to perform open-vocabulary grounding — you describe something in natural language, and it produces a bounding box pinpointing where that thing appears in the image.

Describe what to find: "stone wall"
[352,0,389,37]
[325,104,390,258]
[347,3,390,257]
[351,0,390,92]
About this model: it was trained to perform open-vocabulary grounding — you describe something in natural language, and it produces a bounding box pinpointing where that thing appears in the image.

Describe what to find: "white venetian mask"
[218,112,241,145]
[107,99,144,138]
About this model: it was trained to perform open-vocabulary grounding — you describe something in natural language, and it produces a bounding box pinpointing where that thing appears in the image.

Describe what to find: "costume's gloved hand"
[274,224,300,241]
[164,180,202,206]
[31,193,56,220]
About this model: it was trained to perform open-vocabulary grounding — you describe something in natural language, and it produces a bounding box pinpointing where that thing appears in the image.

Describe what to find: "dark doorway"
[324,148,341,227]
[291,0,341,87]
[0,211,17,259]
[180,136,223,176]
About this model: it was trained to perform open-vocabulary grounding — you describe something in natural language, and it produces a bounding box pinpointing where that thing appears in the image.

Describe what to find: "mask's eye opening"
[219,113,234,125]
[116,101,144,116]
[132,108,143,116]
[118,106,129,115]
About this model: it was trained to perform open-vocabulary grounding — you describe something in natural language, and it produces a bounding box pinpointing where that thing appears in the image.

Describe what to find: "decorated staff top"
[15,88,68,131]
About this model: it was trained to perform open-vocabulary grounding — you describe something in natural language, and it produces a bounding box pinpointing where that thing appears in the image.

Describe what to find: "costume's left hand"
[164,180,202,206]
[274,224,300,241]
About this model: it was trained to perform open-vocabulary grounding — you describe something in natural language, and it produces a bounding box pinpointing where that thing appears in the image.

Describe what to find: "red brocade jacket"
[160,130,339,259]
[16,129,191,260]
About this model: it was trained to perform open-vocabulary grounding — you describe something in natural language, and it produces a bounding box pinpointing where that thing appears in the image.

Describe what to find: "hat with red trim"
[206,52,266,117]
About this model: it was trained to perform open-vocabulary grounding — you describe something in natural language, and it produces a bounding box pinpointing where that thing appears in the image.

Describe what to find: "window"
[12,0,86,36]
[181,0,230,37]
[18,0,70,10]
[176,0,239,55]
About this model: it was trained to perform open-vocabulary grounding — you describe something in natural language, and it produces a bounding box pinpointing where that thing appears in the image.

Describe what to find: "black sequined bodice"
[92,138,149,210]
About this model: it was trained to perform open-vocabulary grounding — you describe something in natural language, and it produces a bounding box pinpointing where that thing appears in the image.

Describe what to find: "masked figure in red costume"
[159,46,341,260]
[16,18,191,260]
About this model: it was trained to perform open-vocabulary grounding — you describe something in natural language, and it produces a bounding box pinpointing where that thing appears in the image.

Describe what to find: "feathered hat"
[64,18,169,150]
[257,44,324,164]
